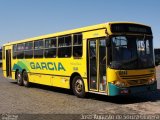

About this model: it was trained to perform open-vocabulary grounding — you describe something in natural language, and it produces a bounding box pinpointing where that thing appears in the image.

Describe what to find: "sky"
[0,0,160,48]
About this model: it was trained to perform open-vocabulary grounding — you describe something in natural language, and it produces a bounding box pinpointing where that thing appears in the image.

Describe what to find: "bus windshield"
[110,35,154,70]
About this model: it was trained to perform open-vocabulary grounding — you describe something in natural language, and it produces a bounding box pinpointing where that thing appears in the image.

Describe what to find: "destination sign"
[110,23,152,34]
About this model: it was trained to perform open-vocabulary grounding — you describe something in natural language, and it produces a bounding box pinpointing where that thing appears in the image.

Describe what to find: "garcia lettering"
[30,62,66,71]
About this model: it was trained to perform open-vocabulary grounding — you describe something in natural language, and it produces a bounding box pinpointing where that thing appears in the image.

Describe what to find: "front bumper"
[108,82,157,96]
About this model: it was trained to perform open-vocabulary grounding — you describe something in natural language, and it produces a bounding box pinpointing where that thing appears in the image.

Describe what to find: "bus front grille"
[127,79,148,85]
[120,74,153,86]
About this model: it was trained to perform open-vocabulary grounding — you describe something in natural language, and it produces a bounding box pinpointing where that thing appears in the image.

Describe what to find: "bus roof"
[3,21,151,46]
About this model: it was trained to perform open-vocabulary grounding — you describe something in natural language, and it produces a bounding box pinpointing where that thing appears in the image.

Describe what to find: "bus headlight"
[148,78,156,84]
[114,81,126,87]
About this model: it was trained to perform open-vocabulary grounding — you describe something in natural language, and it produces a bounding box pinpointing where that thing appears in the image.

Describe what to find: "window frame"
[58,35,72,58]
[24,41,33,59]
[34,39,44,58]
[73,33,83,58]
[17,43,24,59]
[12,44,17,59]
[44,37,57,58]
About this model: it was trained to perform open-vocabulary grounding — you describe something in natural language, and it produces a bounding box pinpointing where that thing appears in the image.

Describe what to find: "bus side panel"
[83,78,88,92]
[2,46,6,78]
[11,59,18,81]
[27,72,70,89]
[27,73,34,83]
[51,76,70,89]
[11,71,16,80]
[81,38,88,92]
[29,73,51,86]
[11,58,85,89]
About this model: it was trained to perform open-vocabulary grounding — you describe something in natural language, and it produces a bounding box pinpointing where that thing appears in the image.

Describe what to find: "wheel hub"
[17,74,21,82]
[75,80,83,93]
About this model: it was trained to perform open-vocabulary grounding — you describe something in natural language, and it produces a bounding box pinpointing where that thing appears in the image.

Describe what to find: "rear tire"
[72,76,86,98]
[16,71,23,86]
[23,71,30,87]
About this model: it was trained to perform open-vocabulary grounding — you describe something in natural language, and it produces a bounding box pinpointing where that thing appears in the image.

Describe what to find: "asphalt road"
[0,68,160,120]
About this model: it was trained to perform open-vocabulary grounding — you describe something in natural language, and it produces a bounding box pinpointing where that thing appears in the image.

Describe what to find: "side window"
[73,34,82,57]
[17,43,24,59]
[13,45,17,59]
[34,40,44,58]
[58,35,71,58]
[45,38,57,58]
[24,42,33,58]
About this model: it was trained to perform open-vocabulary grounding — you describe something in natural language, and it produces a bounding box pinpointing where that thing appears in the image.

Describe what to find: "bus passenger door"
[98,39,107,92]
[6,49,12,77]
[88,40,98,91]
[88,39,107,92]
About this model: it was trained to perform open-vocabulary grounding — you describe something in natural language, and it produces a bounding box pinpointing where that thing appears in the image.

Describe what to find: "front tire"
[16,71,23,86]
[23,71,30,87]
[72,76,86,98]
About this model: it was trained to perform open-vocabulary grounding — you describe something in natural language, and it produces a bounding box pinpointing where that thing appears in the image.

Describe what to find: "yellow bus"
[2,22,157,97]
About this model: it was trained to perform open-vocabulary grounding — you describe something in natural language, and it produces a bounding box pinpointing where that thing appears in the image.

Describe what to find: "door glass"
[89,40,97,90]
[6,50,9,76]
[99,39,106,91]
[6,50,12,77]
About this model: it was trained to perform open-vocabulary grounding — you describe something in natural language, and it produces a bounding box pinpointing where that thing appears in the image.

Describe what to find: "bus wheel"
[72,76,86,98]
[16,71,23,86]
[23,71,30,87]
